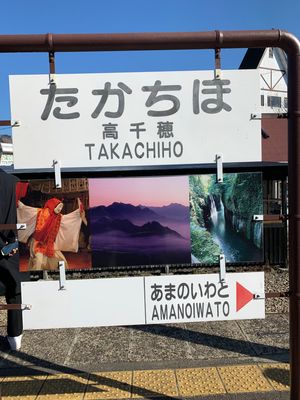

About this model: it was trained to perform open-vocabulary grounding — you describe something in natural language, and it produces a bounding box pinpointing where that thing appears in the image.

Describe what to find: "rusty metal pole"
[0,30,299,399]
[286,36,300,400]
[0,30,294,53]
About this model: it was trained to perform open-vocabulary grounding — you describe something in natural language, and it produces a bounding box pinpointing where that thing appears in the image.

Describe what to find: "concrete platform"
[0,312,290,399]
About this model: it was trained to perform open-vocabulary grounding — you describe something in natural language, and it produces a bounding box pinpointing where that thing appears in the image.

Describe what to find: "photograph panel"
[89,176,191,267]
[17,178,92,271]
[190,172,263,264]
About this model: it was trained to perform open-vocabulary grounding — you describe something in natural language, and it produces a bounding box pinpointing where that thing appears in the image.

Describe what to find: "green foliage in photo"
[190,222,220,264]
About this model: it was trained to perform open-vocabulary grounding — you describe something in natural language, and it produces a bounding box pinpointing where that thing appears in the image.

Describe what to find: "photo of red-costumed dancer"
[17,197,87,271]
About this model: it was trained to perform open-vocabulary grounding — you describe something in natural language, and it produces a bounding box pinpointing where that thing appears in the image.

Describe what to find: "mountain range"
[147,203,189,221]
[89,202,188,225]
[91,216,183,238]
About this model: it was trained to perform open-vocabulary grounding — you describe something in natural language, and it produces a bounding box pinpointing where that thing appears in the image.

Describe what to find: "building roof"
[239,48,265,69]
[239,47,288,163]
[239,47,287,71]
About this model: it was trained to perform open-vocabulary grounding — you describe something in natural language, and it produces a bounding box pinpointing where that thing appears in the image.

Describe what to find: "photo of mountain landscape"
[89,176,191,267]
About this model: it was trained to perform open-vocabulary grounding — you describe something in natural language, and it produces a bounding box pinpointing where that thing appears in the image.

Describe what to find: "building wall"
[262,117,288,162]
[259,48,288,114]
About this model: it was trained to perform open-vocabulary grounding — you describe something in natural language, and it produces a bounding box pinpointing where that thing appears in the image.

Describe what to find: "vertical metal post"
[49,50,55,83]
[219,254,226,282]
[288,44,300,400]
[282,178,288,268]
[53,159,62,188]
[216,154,223,183]
[59,261,66,290]
[49,51,55,74]
[214,48,221,79]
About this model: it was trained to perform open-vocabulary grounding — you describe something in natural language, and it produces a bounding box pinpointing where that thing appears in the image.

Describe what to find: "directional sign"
[144,272,265,324]
[236,281,255,312]
[22,272,264,330]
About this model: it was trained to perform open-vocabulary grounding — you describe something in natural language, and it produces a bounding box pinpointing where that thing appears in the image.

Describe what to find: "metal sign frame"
[0,30,299,399]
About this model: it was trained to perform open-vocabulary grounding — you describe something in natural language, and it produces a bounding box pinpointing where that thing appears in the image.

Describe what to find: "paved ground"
[0,307,290,399]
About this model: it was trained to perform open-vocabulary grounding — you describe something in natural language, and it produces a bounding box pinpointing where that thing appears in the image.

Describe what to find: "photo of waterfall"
[190,173,263,264]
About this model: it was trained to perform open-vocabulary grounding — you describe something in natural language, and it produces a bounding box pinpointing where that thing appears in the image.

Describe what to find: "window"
[284,97,288,108]
[269,48,274,58]
[267,96,281,108]
[261,95,264,106]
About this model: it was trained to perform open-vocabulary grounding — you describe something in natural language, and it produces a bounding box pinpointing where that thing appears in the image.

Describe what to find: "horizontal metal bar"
[0,30,298,54]
[0,224,26,231]
[1,161,288,177]
[0,120,11,126]
[251,113,288,120]
[265,291,290,298]
[263,214,287,222]
[0,304,31,311]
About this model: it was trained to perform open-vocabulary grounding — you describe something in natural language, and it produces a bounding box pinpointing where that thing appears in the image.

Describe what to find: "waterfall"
[206,194,263,263]
[210,195,218,225]
[210,195,226,234]
[218,198,226,234]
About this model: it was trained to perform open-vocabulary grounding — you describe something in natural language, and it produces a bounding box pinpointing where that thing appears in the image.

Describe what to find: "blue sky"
[0,0,299,125]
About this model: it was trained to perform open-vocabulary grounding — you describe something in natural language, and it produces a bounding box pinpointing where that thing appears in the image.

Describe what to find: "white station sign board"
[10,70,261,170]
[22,272,264,330]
